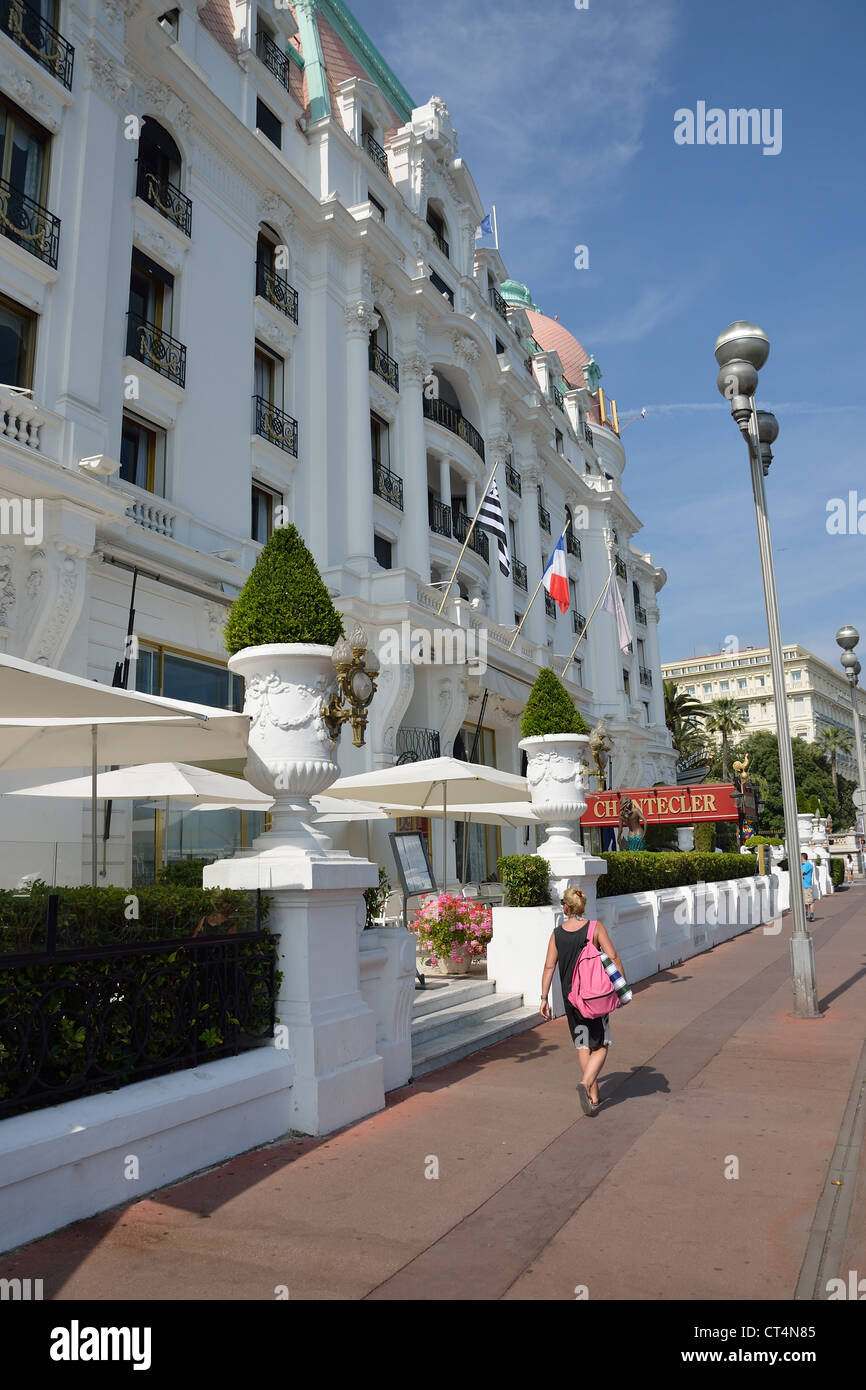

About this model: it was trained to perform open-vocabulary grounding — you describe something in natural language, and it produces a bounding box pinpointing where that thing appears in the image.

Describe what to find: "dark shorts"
[564,1000,611,1051]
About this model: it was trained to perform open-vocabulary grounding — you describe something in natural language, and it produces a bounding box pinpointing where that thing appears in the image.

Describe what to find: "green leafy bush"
[745,836,784,847]
[156,858,210,886]
[496,854,552,906]
[693,822,716,854]
[363,865,392,929]
[596,851,758,898]
[830,858,845,888]
[520,669,589,738]
[224,522,344,654]
[0,882,269,954]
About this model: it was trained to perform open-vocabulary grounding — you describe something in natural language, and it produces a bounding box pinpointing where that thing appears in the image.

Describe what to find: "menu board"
[389,832,437,897]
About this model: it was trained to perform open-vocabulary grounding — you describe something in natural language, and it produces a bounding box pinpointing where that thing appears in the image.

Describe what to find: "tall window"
[373,534,392,569]
[623,668,631,698]
[370,412,389,469]
[120,413,166,495]
[0,293,36,388]
[0,96,49,207]
[252,481,282,543]
[254,340,283,405]
[256,97,281,148]
[129,247,173,331]
[454,724,499,881]
[555,429,564,455]
[138,117,182,189]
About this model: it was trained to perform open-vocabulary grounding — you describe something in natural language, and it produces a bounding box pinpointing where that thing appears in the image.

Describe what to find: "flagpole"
[437,460,501,615]
[508,515,571,652]
[492,204,499,250]
[560,565,614,677]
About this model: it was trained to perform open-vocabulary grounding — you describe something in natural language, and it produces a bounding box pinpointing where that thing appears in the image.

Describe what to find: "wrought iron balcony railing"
[489,286,508,322]
[505,462,521,495]
[422,394,485,460]
[639,666,653,687]
[573,610,587,635]
[126,314,186,388]
[362,130,389,177]
[566,532,582,560]
[136,160,192,237]
[396,727,441,764]
[428,496,452,537]
[583,421,594,446]
[369,341,399,391]
[538,502,551,533]
[0,0,74,89]
[372,459,403,510]
[255,259,299,322]
[255,27,291,91]
[0,175,60,267]
[525,356,534,375]
[253,394,298,455]
[634,602,647,626]
[544,593,557,620]
[551,385,564,411]
[615,555,627,580]
[512,557,528,591]
[453,510,489,563]
[430,227,449,258]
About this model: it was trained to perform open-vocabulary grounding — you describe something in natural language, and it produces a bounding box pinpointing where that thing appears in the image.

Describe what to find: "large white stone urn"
[519,733,590,861]
[228,643,340,857]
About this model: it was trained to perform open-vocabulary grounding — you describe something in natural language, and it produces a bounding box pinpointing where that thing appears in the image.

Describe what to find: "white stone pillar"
[439,456,452,508]
[400,352,431,581]
[344,301,379,570]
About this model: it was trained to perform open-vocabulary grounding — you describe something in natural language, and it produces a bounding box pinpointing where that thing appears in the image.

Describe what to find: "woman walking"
[539,886,626,1115]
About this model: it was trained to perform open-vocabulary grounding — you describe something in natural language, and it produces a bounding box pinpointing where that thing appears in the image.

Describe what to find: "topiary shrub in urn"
[519,668,590,866]
[224,524,368,857]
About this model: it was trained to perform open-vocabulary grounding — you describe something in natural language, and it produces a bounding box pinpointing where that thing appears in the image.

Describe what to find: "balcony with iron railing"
[544,593,557,620]
[512,557,527,591]
[489,286,508,322]
[369,341,399,392]
[572,610,587,635]
[135,160,192,237]
[566,532,582,560]
[396,727,441,764]
[634,602,647,626]
[126,314,186,388]
[255,27,291,91]
[0,176,60,268]
[362,130,389,178]
[255,259,299,322]
[428,496,452,538]
[505,462,521,495]
[583,421,594,446]
[0,0,74,89]
[372,459,403,510]
[538,502,551,533]
[615,555,627,580]
[551,385,564,412]
[253,394,298,456]
[453,510,489,563]
[430,227,450,258]
[639,666,653,687]
[422,395,485,460]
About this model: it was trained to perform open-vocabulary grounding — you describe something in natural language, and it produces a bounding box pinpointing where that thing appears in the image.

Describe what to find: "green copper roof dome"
[500,280,539,312]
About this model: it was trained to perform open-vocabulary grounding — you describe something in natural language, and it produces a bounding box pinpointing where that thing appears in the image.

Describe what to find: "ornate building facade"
[0,0,675,885]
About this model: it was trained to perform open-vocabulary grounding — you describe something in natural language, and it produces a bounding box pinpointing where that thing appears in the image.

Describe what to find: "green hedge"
[224,522,344,653]
[596,851,759,898]
[496,854,552,907]
[520,669,589,738]
[830,858,845,888]
[0,882,268,955]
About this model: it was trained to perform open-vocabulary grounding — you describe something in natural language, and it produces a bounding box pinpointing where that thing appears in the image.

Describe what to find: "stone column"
[439,456,452,509]
[400,352,431,581]
[488,434,515,626]
[645,600,665,726]
[519,465,546,646]
[344,300,379,571]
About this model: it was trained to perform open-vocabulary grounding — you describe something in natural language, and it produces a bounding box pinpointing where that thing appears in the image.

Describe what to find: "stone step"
[411,977,495,1018]
[412,990,525,1044]
[411,1005,542,1078]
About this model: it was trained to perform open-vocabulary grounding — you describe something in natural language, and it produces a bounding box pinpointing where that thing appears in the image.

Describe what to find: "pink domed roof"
[526,309,591,389]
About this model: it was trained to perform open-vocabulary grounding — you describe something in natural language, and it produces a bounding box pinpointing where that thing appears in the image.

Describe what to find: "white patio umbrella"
[0,655,251,884]
[329,757,528,888]
[311,796,395,860]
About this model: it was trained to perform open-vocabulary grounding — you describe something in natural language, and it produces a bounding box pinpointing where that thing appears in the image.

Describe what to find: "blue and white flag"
[475,211,493,240]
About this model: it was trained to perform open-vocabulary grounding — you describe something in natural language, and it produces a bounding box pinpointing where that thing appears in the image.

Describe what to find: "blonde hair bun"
[562,886,586,915]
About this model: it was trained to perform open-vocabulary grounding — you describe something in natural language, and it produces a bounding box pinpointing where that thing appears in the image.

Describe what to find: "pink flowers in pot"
[410,893,493,967]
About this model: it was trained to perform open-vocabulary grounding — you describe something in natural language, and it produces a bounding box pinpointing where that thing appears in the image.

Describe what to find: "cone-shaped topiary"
[520,667,590,738]
[224,523,345,655]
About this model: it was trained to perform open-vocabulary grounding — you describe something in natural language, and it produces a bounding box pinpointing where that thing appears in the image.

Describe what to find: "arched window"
[137,118,190,234]
[255,223,297,322]
[139,118,182,186]
[426,199,450,259]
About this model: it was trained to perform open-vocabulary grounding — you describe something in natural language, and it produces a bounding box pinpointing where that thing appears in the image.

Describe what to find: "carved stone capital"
[402,352,430,387]
[344,301,379,338]
[451,331,480,365]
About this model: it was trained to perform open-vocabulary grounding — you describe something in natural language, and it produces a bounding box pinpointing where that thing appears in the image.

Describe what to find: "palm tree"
[816,725,853,794]
[704,697,747,781]
[663,680,707,758]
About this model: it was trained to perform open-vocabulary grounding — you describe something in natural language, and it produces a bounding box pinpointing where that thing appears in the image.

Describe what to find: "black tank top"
[554,918,593,994]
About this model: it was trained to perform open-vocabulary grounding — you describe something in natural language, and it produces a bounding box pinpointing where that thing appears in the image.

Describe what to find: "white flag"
[602,569,633,652]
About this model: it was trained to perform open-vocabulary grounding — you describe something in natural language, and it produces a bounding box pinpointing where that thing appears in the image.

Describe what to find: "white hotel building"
[0,0,675,886]
[662,646,866,788]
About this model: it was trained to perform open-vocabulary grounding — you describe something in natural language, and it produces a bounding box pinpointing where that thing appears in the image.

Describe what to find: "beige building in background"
[662,645,866,786]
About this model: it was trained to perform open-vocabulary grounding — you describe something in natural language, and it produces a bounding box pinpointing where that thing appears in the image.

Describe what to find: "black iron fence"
[0,0,74,89]
[253,394,298,455]
[256,258,299,322]
[422,394,485,460]
[512,557,528,591]
[135,160,192,237]
[453,510,489,562]
[372,459,403,509]
[505,462,522,495]
[0,892,277,1120]
[428,496,452,537]
[126,313,187,387]
[396,727,441,763]
[369,341,399,391]
[362,130,389,177]
[0,174,60,268]
[256,26,291,91]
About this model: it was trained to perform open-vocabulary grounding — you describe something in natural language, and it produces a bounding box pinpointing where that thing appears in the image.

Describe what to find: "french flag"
[542,536,569,614]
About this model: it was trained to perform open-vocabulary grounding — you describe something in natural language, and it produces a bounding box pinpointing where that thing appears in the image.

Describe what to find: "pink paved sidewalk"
[2,884,864,1301]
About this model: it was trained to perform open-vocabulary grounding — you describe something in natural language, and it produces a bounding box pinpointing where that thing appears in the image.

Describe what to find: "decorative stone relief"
[25,549,45,602]
[370,381,397,419]
[0,65,62,132]
[204,601,228,641]
[24,541,91,668]
[374,653,415,759]
[85,40,132,106]
[451,332,479,365]
[0,546,16,625]
[344,301,379,338]
[133,219,184,273]
[402,352,429,388]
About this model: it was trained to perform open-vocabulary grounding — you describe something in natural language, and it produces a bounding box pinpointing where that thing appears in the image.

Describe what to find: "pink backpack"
[568,920,621,1018]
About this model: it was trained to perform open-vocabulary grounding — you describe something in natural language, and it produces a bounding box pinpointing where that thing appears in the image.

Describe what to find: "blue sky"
[350,0,865,670]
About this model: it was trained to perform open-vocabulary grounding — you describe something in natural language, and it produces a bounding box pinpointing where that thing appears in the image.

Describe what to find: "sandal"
[577,1083,593,1116]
